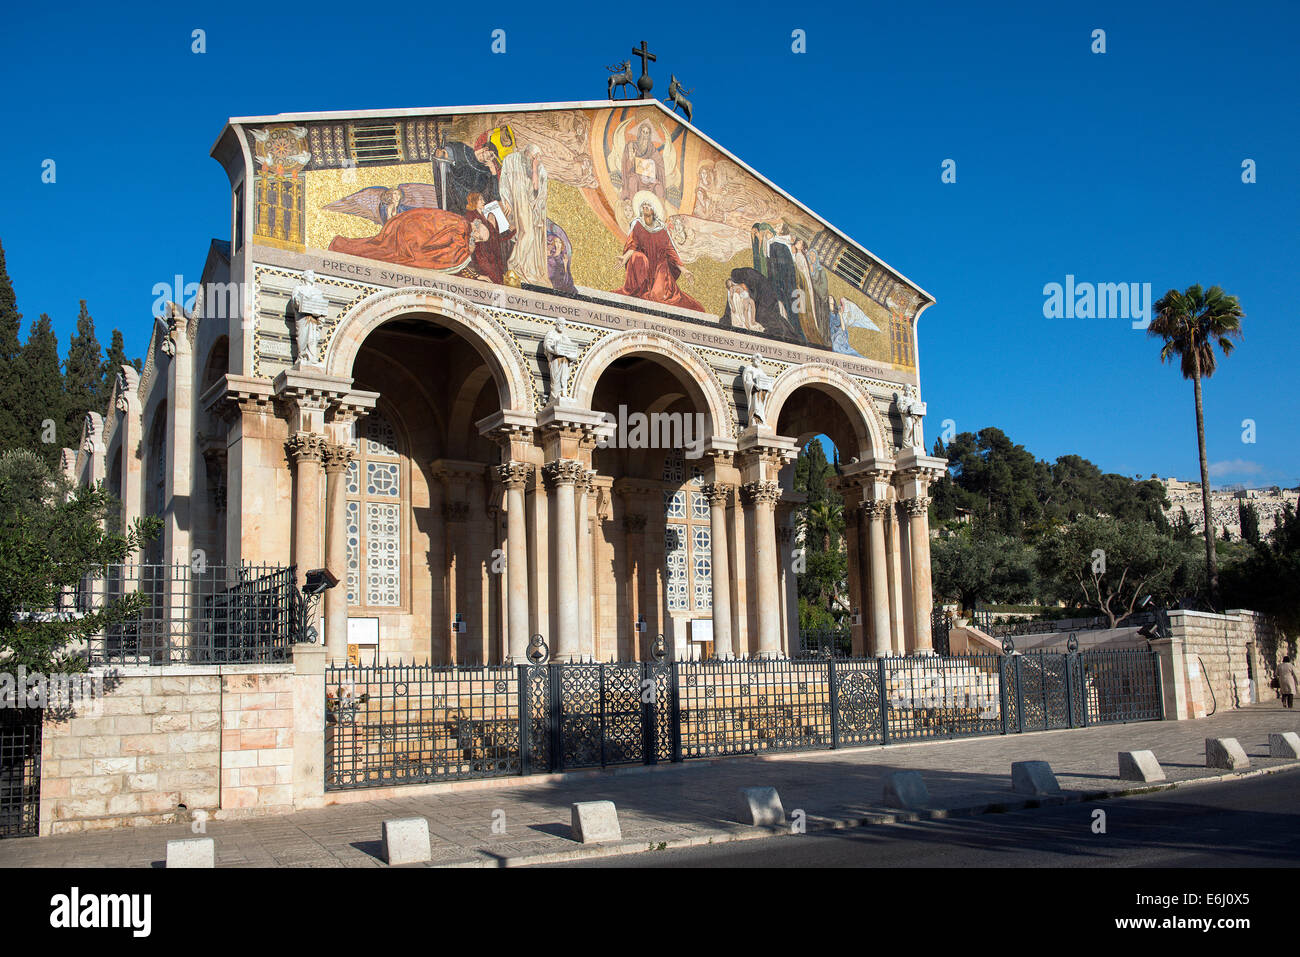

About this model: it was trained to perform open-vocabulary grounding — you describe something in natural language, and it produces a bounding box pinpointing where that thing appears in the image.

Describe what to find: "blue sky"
[1,1,1295,487]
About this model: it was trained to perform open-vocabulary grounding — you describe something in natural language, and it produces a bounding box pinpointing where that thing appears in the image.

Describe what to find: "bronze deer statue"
[666,74,694,122]
[607,61,636,100]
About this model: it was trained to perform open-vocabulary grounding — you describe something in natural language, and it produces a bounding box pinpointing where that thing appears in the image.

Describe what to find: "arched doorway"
[337,313,510,664]
[773,378,908,657]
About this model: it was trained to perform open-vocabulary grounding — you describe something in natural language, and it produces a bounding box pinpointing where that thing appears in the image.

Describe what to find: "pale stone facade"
[1153,609,1287,720]
[38,646,326,835]
[64,102,947,666]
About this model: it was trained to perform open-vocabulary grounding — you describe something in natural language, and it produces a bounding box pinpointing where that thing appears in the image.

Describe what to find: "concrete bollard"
[1268,732,1300,759]
[166,838,215,868]
[382,817,432,865]
[1205,738,1249,770]
[570,801,622,843]
[883,770,930,810]
[1118,750,1166,783]
[737,786,785,826]
[1011,760,1061,796]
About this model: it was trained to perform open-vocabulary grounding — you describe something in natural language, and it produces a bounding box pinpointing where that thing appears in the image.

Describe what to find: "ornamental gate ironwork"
[522,661,674,772]
[0,707,41,839]
[323,649,1164,791]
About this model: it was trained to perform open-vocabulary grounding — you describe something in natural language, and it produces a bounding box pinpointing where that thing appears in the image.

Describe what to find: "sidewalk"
[3,705,1297,868]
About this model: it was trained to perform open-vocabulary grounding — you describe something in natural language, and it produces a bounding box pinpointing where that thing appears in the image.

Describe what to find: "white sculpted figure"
[742,354,775,427]
[290,269,329,368]
[893,391,927,451]
[543,317,580,400]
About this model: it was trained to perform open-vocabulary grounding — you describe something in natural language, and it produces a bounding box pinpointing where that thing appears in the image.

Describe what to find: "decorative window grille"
[345,412,403,607]
[662,450,712,613]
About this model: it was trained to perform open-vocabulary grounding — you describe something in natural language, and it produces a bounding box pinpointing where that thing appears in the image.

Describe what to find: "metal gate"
[325,648,1163,790]
[0,708,41,839]
[522,661,674,773]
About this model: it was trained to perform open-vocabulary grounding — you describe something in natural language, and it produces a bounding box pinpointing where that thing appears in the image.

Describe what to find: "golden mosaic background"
[251,105,917,369]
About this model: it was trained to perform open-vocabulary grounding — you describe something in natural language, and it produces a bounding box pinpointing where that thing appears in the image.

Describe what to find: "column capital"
[861,499,890,521]
[322,442,355,473]
[777,525,795,545]
[543,458,585,488]
[622,513,648,534]
[902,495,931,517]
[442,500,471,523]
[741,480,782,507]
[702,482,735,506]
[285,431,327,464]
[496,461,533,491]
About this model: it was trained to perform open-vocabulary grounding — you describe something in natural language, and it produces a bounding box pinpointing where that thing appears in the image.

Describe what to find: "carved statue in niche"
[289,269,329,368]
[893,390,927,451]
[543,317,579,400]
[741,354,774,427]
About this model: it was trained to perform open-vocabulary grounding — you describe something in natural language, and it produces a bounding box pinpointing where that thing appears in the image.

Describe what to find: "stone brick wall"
[1167,609,1286,718]
[39,662,306,836]
[219,670,295,813]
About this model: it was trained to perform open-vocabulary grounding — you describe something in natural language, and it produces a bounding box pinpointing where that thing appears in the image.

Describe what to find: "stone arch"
[766,363,891,462]
[201,336,229,394]
[326,287,533,413]
[570,329,733,441]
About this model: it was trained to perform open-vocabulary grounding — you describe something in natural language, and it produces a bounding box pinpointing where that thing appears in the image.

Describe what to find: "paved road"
[4,705,1296,868]
[554,768,1300,867]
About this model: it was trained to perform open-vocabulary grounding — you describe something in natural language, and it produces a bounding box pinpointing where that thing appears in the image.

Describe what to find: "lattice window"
[346,412,403,608]
[662,452,712,614]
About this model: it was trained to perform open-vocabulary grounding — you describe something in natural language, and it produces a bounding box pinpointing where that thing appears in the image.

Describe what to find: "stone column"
[854,503,873,653]
[865,500,892,657]
[286,432,326,637]
[545,460,583,662]
[576,470,595,660]
[286,432,325,582]
[778,523,797,657]
[886,499,907,655]
[442,500,470,663]
[743,481,783,658]
[840,485,865,656]
[905,496,934,654]
[622,513,646,659]
[498,463,532,663]
[703,483,734,658]
[322,443,354,663]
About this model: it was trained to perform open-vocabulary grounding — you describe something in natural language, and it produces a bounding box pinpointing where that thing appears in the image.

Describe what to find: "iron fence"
[323,649,1165,791]
[883,654,1004,742]
[324,662,522,789]
[0,707,41,839]
[677,659,833,757]
[40,563,304,665]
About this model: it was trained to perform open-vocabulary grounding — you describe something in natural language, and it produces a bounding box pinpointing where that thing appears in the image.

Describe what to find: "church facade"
[68,99,947,665]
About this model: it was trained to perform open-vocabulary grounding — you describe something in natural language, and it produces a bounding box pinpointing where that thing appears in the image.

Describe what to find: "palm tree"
[1148,284,1244,608]
[806,499,843,552]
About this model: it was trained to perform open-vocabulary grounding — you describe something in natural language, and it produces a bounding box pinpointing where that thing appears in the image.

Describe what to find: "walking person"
[1278,656,1297,709]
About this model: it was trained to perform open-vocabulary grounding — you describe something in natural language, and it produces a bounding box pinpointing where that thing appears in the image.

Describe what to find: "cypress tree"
[0,240,25,451]
[63,300,103,447]
[13,314,66,466]
[100,328,132,407]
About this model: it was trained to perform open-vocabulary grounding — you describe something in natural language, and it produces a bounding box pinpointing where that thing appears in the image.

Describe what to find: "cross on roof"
[632,40,656,76]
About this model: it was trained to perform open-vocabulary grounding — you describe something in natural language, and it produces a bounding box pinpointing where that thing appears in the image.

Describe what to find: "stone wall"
[38,646,325,836]
[40,670,216,834]
[1157,609,1288,720]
